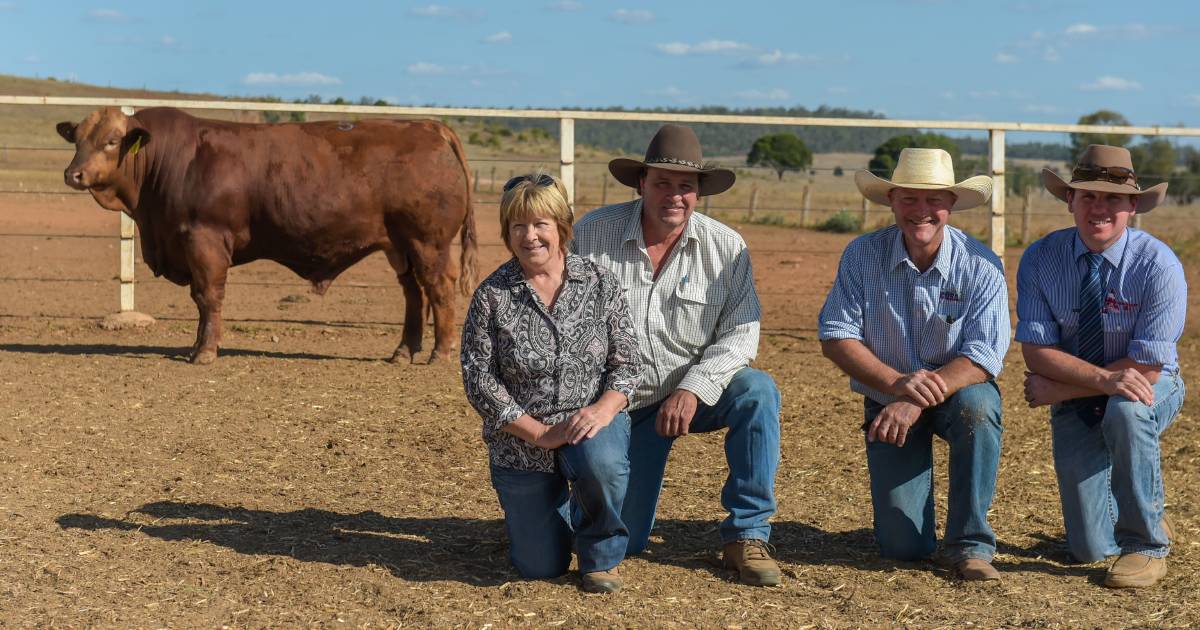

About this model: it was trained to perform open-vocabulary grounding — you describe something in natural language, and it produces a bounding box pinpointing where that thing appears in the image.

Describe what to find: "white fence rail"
[4,95,1199,317]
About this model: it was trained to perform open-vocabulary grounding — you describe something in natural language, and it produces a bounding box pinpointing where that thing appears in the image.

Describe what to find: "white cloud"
[1042,47,1060,62]
[0,2,17,10]
[739,48,825,67]
[827,86,848,94]
[1065,23,1097,36]
[242,72,342,86]
[484,31,512,44]
[656,39,748,55]
[547,0,583,10]
[736,88,790,101]
[1187,94,1200,106]
[612,8,653,24]
[87,8,127,22]
[22,54,40,63]
[407,62,448,75]
[940,91,955,100]
[648,85,687,102]
[995,52,1018,64]
[1023,104,1060,114]
[1080,75,1142,91]
[408,4,483,20]
[159,35,178,48]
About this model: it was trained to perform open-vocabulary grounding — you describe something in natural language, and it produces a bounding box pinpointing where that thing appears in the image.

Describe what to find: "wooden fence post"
[861,196,870,229]
[490,166,496,192]
[988,129,1006,258]
[801,185,811,226]
[703,195,710,215]
[1021,191,1032,245]
[601,174,608,206]
[747,186,759,221]
[473,169,479,193]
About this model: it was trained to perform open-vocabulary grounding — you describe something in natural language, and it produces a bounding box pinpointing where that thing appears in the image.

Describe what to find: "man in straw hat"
[1016,144,1186,588]
[572,124,783,586]
[819,148,1010,581]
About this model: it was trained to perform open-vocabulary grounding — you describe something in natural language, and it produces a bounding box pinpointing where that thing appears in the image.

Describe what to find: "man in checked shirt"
[819,148,1010,581]
[573,124,783,586]
[1017,145,1186,588]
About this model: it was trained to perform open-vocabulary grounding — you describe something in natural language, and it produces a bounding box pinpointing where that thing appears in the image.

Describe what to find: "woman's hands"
[529,405,615,449]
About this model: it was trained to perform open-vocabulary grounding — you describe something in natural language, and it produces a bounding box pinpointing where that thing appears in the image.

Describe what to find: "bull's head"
[56,108,151,192]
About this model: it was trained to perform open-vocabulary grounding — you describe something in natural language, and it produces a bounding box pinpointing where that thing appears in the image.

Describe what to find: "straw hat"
[1042,144,1167,214]
[854,148,992,211]
[609,124,735,196]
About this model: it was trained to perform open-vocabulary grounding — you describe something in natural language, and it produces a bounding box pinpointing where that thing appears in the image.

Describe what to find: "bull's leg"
[407,242,459,364]
[186,231,231,365]
[383,247,424,363]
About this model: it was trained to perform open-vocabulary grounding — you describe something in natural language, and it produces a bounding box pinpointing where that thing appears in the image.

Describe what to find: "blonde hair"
[499,170,574,255]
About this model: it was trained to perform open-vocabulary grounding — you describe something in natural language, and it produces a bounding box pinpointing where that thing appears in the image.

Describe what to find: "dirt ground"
[1,190,1198,629]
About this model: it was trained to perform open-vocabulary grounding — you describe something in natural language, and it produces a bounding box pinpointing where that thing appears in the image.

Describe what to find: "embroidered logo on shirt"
[940,290,961,302]
[1103,291,1137,314]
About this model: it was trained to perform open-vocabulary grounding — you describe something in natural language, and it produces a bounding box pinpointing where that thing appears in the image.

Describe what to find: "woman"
[461,171,642,594]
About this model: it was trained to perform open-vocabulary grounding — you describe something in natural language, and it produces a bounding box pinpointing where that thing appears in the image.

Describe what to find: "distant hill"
[0,74,1073,160]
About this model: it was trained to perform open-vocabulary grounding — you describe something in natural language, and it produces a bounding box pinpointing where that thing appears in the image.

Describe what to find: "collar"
[888,226,952,277]
[498,253,586,288]
[1072,229,1127,269]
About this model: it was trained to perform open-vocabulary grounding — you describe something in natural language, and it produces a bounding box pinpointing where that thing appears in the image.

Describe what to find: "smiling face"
[888,187,957,258]
[507,213,563,272]
[1067,188,1135,252]
[639,167,699,240]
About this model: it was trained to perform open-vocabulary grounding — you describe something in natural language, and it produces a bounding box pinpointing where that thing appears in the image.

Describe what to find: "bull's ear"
[56,122,77,143]
[121,127,151,158]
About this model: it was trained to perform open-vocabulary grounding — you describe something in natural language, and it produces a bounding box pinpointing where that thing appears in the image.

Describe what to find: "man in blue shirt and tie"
[1016,144,1187,588]
[819,148,1011,581]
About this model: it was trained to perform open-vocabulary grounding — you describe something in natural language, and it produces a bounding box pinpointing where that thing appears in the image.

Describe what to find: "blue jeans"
[623,368,781,553]
[1050,373,1185,562]
[863,381,1003,562]
[489,412,631,577]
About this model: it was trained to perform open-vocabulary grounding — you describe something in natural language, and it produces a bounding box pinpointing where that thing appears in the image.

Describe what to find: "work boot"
[1104,553,1167,588]
[955,558,1001,581]
[722,540,782,586]
[580,567,623,594]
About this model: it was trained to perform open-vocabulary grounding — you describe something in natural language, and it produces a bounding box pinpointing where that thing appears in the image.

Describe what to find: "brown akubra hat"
[1043,144,1168,214]
[609,124,736,196]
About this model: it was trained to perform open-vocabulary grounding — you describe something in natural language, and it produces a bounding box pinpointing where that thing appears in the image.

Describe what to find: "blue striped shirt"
[1015,227,1186,374]
[818,225,1011,404]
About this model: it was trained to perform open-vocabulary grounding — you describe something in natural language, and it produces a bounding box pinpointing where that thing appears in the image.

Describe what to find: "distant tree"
[1007,163,1039,244]
[1071,110,1131,159]
[1168,146,1200,204]
[1128,138,1176,187]
[868,133,967,179]
[747,133,813,180]
[833,165,844,177]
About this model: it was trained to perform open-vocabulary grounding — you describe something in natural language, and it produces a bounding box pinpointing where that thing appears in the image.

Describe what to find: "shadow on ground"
[0,343,378,362]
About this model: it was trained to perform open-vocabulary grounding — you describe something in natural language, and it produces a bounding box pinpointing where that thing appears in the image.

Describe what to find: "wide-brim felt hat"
[854,147,992,211]
[609,124,736,196]
[1042,144,1167,214]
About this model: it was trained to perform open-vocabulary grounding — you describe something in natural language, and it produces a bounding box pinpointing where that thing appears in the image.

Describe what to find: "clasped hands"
[1023,367,1155,408]
[867,369,948,447]
[531,402,621,449]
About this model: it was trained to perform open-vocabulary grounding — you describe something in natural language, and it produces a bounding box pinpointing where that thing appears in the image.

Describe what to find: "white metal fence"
[4,95,1199,317]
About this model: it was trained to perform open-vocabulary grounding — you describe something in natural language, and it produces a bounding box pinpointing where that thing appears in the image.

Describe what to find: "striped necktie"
[1076,253,1105,365]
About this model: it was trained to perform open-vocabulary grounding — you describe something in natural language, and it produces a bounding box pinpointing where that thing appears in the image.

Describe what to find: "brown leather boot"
[955,558,1001,581]
[581,567,623,594]
[722,540,782,586]
[1104,553,1167,588]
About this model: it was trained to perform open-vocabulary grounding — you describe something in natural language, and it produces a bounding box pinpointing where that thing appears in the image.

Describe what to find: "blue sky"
[3,0,1199,133]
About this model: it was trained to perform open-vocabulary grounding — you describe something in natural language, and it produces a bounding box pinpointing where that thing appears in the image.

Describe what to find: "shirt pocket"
[669,279,718,348]
[1103,298,1137,349]
[918,312,964,368]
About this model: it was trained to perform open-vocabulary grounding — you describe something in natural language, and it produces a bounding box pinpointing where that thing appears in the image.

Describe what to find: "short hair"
[499,170,574,254]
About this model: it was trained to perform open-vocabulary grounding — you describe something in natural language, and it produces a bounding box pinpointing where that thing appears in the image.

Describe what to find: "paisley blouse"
[461,253,642,472]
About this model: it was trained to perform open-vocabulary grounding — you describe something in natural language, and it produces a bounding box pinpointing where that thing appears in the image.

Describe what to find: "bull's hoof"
[387,347,414,364]
[191,349,218,365]
[427,350,454,365]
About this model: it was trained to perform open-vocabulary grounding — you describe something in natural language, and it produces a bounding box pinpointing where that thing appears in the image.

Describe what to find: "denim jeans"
[489,412,631,577]
[1050,373,1185,562]
[863,381,1003,563]
[623,368,781,553]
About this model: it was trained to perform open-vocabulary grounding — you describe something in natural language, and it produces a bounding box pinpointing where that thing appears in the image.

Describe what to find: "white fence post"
[560,118,575,211]
[988,129,1006,259]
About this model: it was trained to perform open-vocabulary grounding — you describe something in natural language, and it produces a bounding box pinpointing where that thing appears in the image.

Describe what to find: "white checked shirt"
[572,199,761,409]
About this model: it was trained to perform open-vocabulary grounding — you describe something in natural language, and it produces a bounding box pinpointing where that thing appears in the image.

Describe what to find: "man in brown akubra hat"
[572,124,783,586]
[1016,144,1186,588]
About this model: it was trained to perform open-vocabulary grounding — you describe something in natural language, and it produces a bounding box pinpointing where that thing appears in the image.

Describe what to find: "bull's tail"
[442,125,478,297]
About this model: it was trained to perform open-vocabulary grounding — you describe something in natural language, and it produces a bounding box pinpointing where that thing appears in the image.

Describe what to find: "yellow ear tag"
[129,137,142,156]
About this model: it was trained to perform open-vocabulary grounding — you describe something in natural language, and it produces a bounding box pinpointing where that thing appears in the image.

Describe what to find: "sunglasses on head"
[1072,164,1138,187]
[503,173,556,192]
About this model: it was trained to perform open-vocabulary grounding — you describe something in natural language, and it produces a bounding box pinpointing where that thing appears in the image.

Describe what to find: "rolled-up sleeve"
[679,247,760,406]
[818,242,865,341]
[1128,260,1186,367]
[460,287,526,440]
[601,272,643,400]
[958,264,1011,377]
[1014,243,1060,346]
